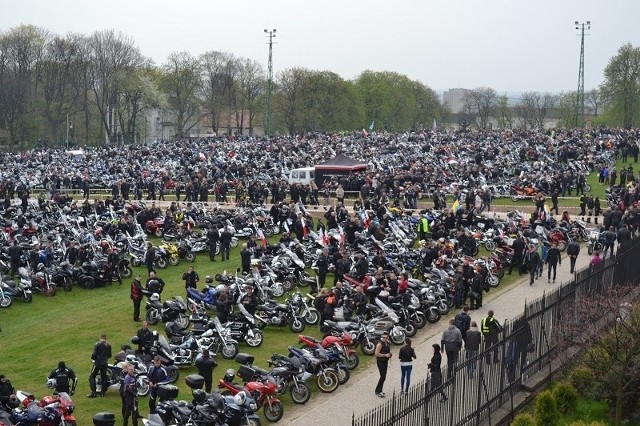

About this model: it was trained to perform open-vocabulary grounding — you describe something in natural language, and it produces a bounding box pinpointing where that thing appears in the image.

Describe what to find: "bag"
[454,314,468,332]
[470,291,481,300]
[526,342,535,353]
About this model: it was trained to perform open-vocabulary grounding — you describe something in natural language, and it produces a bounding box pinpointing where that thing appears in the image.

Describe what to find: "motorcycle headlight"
[249,403,257,410]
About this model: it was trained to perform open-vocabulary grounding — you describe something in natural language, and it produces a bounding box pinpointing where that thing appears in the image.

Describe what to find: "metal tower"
[575,21,590,127]
[264,29,276,137]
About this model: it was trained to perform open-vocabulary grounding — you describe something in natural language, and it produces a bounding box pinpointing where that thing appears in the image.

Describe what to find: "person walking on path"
[567,240,580,274]
[88,333,112,397]
[465,322,482,377]
[546,242,561,283]
[374,332,392,397]
[398,338,416,395]
[441,319,463,378]
[454,306,472,342]
[481,310,503,364]
[469,270,484,310]
[428,344,447,403]
[524,244,541,286]
[130,276,143,322]
[602,226,617,259]
[508,234,525,275]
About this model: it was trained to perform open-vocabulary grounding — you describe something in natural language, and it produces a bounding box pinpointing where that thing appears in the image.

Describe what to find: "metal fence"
[352,239,640,426]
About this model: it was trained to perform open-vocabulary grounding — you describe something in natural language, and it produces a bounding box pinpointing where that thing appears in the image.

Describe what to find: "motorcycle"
[146,295,189,329]
[588,229,603,255]
[90,360,150,397]
[0,280,14,308]
[222,305,264,348]
[20,266,56,297]
[254,297,306,333]
[145,217,165,238]
[1,274,33,303]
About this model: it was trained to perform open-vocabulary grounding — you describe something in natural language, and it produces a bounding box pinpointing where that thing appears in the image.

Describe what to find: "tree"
[461,87,497,129]
[233,58,264,135]
[600,43,640,129]
[513,91,556,130]
[585,88,601,117]
[161,51,202,139]
[274,67,310,135]
[200,51,237,134]
[495,95,513,129]
[555,92,578,129]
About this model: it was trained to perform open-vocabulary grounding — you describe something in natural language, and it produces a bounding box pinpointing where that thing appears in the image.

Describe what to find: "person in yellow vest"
[481,310,503,364]
[417,216,430,241]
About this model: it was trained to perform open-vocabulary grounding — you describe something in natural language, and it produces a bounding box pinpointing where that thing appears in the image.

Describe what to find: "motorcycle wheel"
[120,266,133,279]
[23,293,32,303]
[44,285,57,297]
[221,342,240,360]
[155,258,168,269]
[404,322,417,337]
[230,238,239,248]
[426,309,441,323]
[154,228,164,238]
[316,370,339,393]
[484,240,497,251]
[146,310,160,325]
[64,421,77,426]
[345,352,360,370]
[303,308,320,325]
[63,277,73,292]
[496,268,505,279]
[185,252,196,262]
[166,368,180,384]
[584,183,592,192]
[336,365,350,385]
[290,381,311,404]
[215,246,221,255]
[81,276,95,290]
[271,283,284,298]
[361,340,376,356]
[0,294,13,308]
[580,231,589,243]
[588,245,594,255]
[241,418,261,426]
[413,312,427,329]
[136,376,150,397]
[264,227,274,237]
[390,328,406,345]
[168,255,180,266]
[175,314,190,330]
[245,329,263,347]
[487,274,500,287]
[263,401,284,422]
[437,300,450,315]
[557,240,567,252]
[282,279,295,292]
[511,195,519,202]
[131,257,141,267]
[288,317,305,333]
[271,225,280,235]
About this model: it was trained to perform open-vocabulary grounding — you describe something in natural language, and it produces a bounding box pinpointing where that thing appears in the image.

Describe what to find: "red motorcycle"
[144,217,165,238]
[39,392,76,426]
[342,274,373,291]
[218,371,284,422]
[298,332,360,370]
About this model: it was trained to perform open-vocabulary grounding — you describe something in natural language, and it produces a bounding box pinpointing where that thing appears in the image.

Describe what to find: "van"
[288,167,315,186]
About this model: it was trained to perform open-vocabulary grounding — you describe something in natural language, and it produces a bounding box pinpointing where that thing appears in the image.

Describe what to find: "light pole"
[65,114,73,150]
[264,28,276,137]
[575,20,591,128]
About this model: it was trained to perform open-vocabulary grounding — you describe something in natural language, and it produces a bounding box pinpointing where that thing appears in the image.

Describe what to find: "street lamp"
[264,28,276,137]
[574,20,591,128]
[66,113,73,150]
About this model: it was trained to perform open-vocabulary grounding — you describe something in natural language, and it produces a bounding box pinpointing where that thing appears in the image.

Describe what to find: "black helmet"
[205,276,213,284]
[130,336,140,345]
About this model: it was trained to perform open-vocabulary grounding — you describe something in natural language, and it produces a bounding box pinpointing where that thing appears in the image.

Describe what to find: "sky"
[1,0,638,95]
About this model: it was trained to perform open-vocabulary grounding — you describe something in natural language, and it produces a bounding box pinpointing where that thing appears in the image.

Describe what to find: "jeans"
[547,263,558,280]
[466,349,478,376]
[400,365,412,393]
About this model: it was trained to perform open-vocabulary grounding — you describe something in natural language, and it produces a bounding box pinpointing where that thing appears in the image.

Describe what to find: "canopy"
[315,154,367,171]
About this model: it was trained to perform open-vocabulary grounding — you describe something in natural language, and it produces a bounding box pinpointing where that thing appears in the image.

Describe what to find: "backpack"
[454,313,470,333]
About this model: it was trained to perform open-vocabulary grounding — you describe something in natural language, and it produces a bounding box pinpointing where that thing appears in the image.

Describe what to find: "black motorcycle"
[254,298,306,333]
[50,261,74,292]
[222,305,264,348]
[146,295,190,329]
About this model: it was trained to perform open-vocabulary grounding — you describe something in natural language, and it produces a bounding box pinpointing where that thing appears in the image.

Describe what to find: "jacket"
[441,325,463,352]
[546,247,561,265]
[567,241,580,256]
[465,327,482,351]
[398,345,416,364]
[481,316,502,336]
[91,340,112,366]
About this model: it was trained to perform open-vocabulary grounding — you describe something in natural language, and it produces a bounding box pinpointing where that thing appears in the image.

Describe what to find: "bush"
[553,382,579,414]
[568,365,596,397]
[510,413,536,426]
[535,390,560,426]
[567,422,606,426]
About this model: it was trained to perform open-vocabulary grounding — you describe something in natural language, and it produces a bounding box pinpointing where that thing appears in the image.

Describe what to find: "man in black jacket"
[144,243,155,274]
[195,350,217,393]
[182,266,199,298]
[546,242,562,283]
[219,227,232,261]
[523,244,541,286]
[48,361,77,395]
[602,226,617,259]
[566,240,580,274]
[88,334,112,397]
[508,235,525,275]
[8,240,21,277]
[315,248,329,293]
[207,226,219,261]
[136,321,154,355]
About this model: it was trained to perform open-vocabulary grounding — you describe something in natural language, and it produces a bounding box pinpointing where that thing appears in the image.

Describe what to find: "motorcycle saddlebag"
[158,384,179,401]
[235,353,254,366]
[185,374,205,390]
[237,365,257,383]
[93,412,116,426]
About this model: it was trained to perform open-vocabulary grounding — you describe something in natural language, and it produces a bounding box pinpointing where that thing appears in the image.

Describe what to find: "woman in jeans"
[465,321,482,377]
[398,338,416,395]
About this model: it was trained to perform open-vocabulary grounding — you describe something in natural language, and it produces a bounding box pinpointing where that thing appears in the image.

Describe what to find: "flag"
[257,228,267,248]
[432,119,437,131]
[369,120,375,131]
[450,199,460,213]
[318,228,326,247]
[283,221,290,234]
[338,225,345,249]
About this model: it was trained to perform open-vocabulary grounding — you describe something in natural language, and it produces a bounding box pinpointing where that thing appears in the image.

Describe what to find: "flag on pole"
[450,199,460,213]
[257,228,267,248]
[369,120,375,131]
[338,225,345,249]
[318,228,326,247]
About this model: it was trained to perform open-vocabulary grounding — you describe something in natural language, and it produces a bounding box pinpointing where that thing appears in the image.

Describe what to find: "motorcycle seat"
[150,300,163,309]
[175,406,192,417]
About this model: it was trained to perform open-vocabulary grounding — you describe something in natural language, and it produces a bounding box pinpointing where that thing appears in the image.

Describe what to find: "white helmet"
[234,391,247,406]
[125,354,137,363]
[46,378,56,389]
[150,293,160,302]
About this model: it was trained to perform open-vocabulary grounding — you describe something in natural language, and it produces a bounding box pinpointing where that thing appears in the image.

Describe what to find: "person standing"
[546,242,561,283]
[122,364,139,426]
[398,338,416,395]
[147,356,167,414]
[481,311,502,364]
[207,225,219,262]
[219,227,232,261]
[454,306,471,342]
[374,332,391,397]
[130,276,143,322]
[195,350,217,393]
[508,234,525,275]
[441,319,463,378]
[240,285,258,316]
[88,333,112,397]
[48,361,77,395]
[469,269,484,310]
[315,248,329,293]
[240,243,252,274]
[589,250,603,271]
[567,240,580,274]
[465,322,482,377]
[144,243,155,274]
[428,344,447,402]
[8,240,22,277]
[602,226,617,259]
[551,190,559,216]
[524,244,541,286]
[136,321,153,356]
[182,266,199,299]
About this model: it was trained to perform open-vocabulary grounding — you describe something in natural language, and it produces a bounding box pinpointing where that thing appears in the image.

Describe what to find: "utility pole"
[66,113,69,150]
[264,28,276,137]
[575,20,591,128]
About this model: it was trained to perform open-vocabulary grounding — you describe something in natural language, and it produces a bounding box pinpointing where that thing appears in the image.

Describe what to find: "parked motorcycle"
[145,294,189,329]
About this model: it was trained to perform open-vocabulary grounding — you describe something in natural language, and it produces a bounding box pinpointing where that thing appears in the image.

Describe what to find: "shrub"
[535,390,560,426]
[567,422,606,426]
[568,365,596,397]
[553,382,579,414]
[510,413,536,426]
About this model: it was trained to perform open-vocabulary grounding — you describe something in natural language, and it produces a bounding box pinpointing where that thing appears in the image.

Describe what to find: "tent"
[314,154,368,185]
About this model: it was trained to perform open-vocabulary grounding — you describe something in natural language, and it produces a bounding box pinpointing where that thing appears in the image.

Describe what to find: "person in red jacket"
[398,272,409,294]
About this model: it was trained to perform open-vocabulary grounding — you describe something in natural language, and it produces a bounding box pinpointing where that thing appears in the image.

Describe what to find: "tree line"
[0,24,638,148]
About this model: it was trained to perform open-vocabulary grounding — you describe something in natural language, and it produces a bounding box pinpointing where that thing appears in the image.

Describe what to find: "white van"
[288,167,315,185]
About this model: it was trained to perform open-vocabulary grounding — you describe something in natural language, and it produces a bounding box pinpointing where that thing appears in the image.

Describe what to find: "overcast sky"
[1,0,638,94]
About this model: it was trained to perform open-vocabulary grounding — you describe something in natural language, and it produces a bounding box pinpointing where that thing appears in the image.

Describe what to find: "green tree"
[600,43,640,129]
[535,389,560,426]
[496,95,513,129]
[161,51,202,139]
[200,51,238,134]
[462,87,497,129]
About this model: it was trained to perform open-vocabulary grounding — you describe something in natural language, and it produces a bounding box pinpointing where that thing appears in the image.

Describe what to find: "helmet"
[100,240,109,249]
[316,249,322,256]
[205,276,213,284]
[223,368,235,383]
[130,336,140,345]
[438,238,445,244]
[37,263,45,271]
[192,389,206,404]
[233,391,247,406]
[125,354,137,363]
[46,378,56,389]
[150,293,160,302]
[216,284,226,293]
